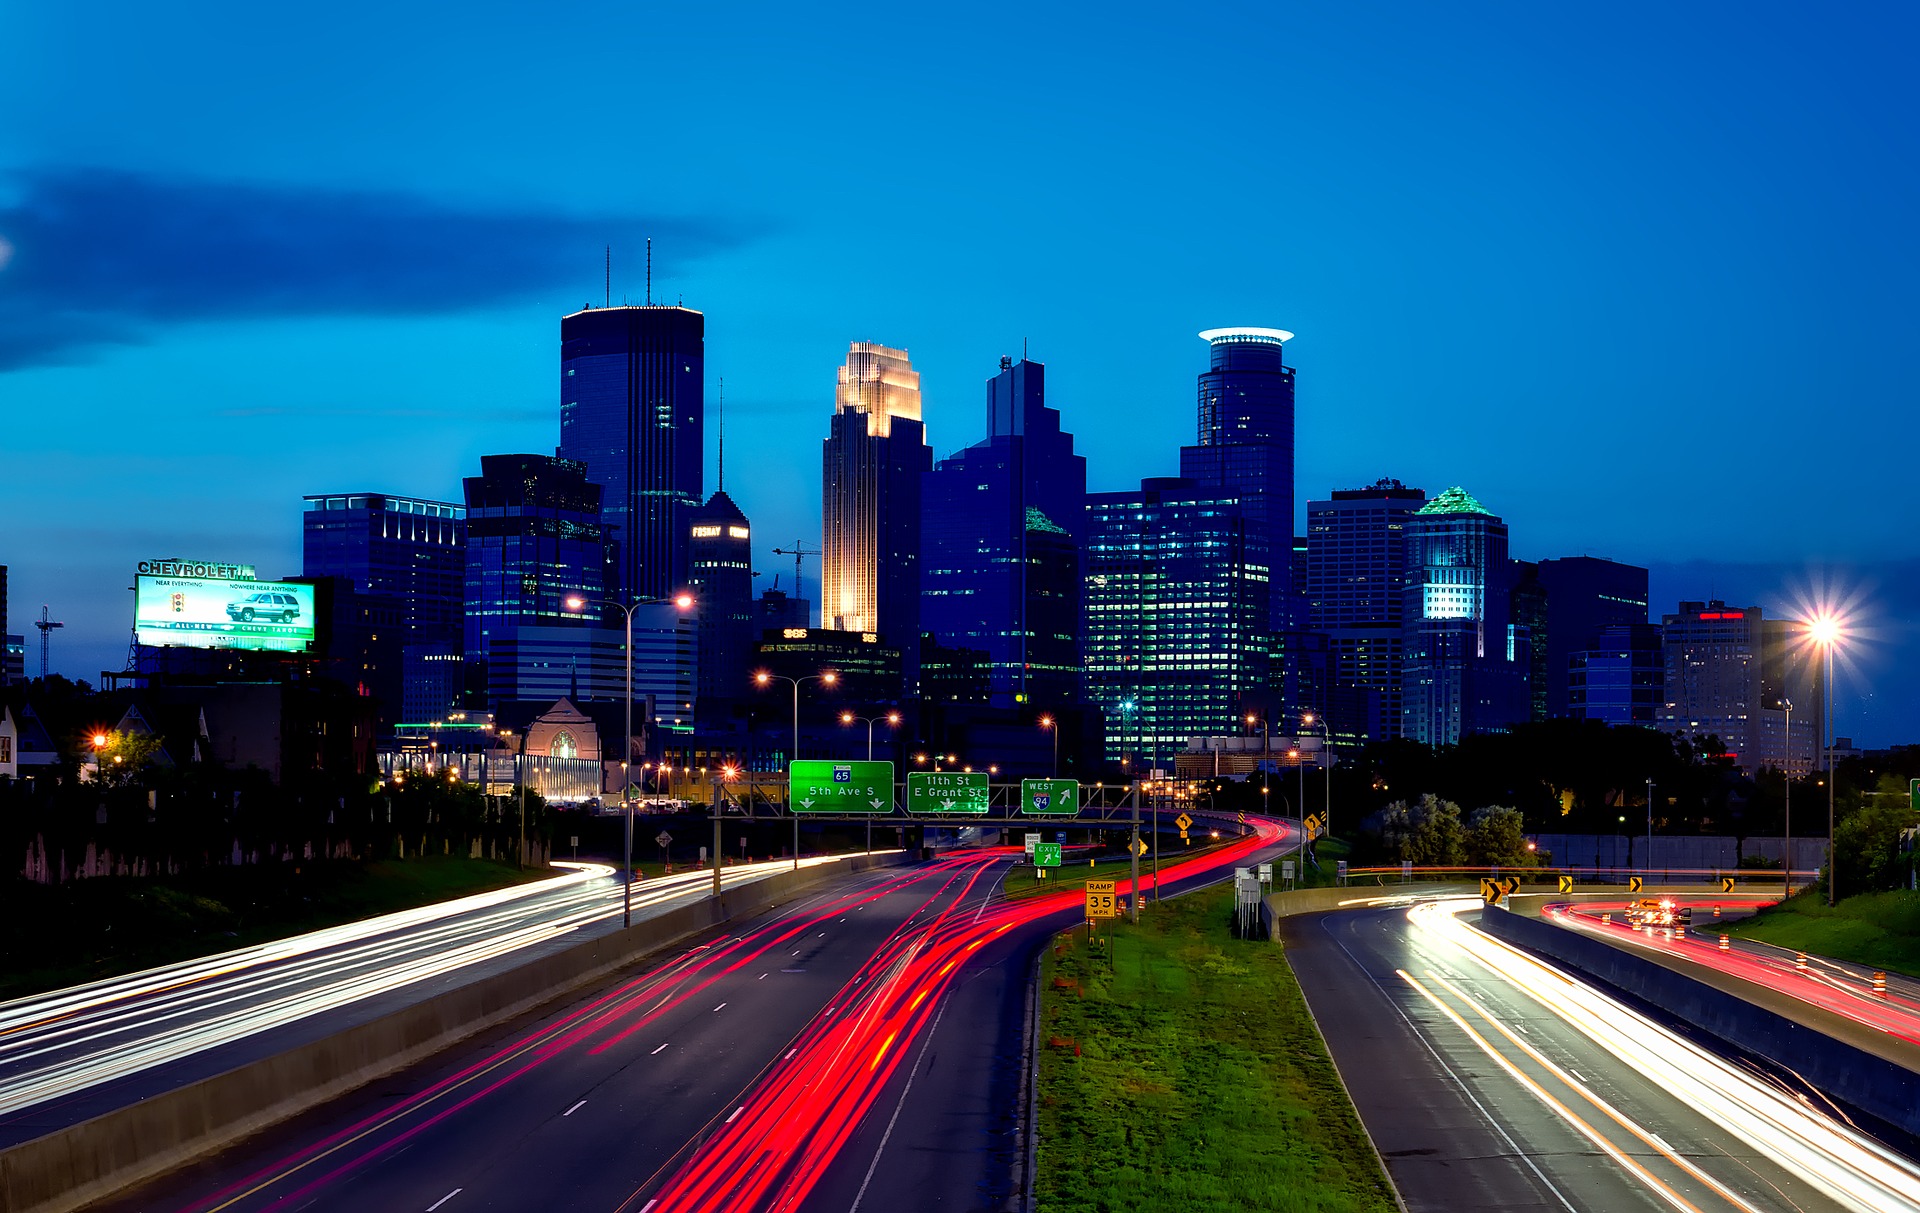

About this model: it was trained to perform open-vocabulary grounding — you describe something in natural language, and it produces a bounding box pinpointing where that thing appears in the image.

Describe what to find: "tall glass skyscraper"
[822,342,930,684]
[559,305,704,603]
[1180,327,1296,628]
[1306,479,1427,741]
[1085,478,1268,768]
[461,455,613,697]
[921,356,1086,707]
[1399,487,1528,744]
[686,489,755,716]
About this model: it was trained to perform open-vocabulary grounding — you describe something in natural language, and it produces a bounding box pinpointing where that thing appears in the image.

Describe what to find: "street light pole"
[1302,713,1331,838]
[841,710,899,856]
[1039,714,1058,777]
[1783,698,1793,896]
[1646,777,1654,881]
[567,592,694,928]
[1825,633,1837,907]
[756,670,838,871]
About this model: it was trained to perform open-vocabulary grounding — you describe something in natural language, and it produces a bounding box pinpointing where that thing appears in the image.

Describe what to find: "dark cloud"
[0,166,756,370]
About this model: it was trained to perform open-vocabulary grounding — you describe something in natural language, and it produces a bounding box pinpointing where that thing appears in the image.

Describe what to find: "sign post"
[1085,879,1118,920]
[907,771,990,814]
[1021,778,1079,816]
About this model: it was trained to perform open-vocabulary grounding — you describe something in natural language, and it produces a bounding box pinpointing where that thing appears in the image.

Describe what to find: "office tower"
[1659,602,1818,775]
[821,342,931,684]
[1179,327,1295,628]
[462,454,614,703]
[302,493,467,724]
[1568,623,1664,726]
[559,304,704,602]
[687,490,755,715]
[1535,556,1650,718]
[1306,479,1427,740]
[1086,478,1267,769]
[1,636,20,687]
[921,356,1086,707]
[1509,561,1547,721]
[758,587,810,631]
[1399,487,1527,745]
[0,564,8,685]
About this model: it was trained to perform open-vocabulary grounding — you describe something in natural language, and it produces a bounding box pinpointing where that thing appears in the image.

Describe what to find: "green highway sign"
[1020,778,1079,815]
[1033,842,1063,867]
[907,770,991,814]
[787,761,894,813]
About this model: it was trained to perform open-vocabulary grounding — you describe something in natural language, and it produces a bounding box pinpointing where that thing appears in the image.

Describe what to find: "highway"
[0,854,866,1147]
[1547,897,1920,1048]
[1285,896,1920,1213]
[97,820,1294,1213]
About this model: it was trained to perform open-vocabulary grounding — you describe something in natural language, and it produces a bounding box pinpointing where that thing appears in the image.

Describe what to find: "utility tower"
[33,606,63,681]
[769,541,821,624]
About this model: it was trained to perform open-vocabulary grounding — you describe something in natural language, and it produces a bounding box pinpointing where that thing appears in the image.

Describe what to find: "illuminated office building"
[1399,487,1528,744]
[559,304,704,602]
[1306,479,1426,740]
[1659,602,1818,775]
[921,356,1086,707]
[821,342,930,687]
[687,490,755,715]
[1536,556,1650,718]
[1085,478,1267,769]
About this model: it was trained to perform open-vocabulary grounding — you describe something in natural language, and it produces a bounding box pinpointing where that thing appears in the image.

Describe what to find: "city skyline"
[1,3,1913,741]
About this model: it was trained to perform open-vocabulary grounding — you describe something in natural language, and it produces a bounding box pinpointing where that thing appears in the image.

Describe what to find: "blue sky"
[2,2,1915,741]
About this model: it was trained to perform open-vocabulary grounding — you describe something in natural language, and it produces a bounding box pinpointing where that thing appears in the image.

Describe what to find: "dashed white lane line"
[713,1002,727,1012]
[786,1048,797,1060]
[563,1100,586,1116]
[651,1042,670,1055]
[759,973,768,980]
[726,1105,745,1124]
[641,1202,658,1213]
[427,1189,463,1212]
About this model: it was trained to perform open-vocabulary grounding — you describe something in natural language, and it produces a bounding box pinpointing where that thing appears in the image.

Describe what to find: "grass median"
[1035,883,1397,1213]
[1724,888,1920,979]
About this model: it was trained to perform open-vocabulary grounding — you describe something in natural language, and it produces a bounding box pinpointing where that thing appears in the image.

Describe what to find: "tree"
[91,730,166,789]
[1827,776,1919,897]
[1379,794,1467,866]
[1466,805,1537,867]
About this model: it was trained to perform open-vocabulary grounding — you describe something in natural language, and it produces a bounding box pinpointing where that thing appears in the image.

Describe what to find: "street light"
[841,709,900,855]
[1246,712,1271,807]
[1810,614,1843,906]
[565,591,695,927]
[1781,697,1794,896]
[1301,712,1331,838]
[712,763,739,897]
[1039,713,1059,777]
[755,668,839,870]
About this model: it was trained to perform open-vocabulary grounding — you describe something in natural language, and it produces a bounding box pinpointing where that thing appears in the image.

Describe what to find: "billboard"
[134,575,316,653]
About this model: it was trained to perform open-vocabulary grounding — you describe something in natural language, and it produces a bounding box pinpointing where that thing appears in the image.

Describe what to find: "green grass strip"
[1034,884,1397,1213]
[1724,888,1920,979]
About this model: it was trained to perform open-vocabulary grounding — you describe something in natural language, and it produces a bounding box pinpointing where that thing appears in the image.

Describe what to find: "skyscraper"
[822,342,931,684]
[302,493,467,723]
[462,454,614,702]
[921,356,1086,707]
[1568,623,1664,726]
[1535,556,1651,718]
[1306,479,1427,741]
[1085,478,1267,769]
[686,490,755,716]
[0,564,8,686]
[1180,327,1295,627]
[1659,602,1818,775]
[559,304,704,602]
[1399,487,1528,744]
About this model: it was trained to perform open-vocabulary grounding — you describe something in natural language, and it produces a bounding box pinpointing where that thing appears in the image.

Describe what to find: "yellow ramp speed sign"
[1085,879,1118,919]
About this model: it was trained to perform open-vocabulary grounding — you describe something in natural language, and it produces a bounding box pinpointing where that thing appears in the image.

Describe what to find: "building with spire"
[687,490,754,717]
[821,342,931,690]
[1399,486,1529,744]
[921,355,1086,707]
[559,303,704,603]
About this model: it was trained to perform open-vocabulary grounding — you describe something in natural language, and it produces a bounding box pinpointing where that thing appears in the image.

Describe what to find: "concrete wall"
[1262,883,1471,936]
[1530,833,1827,872]
[1478,905,1919,1141]
[0,853,906,1213]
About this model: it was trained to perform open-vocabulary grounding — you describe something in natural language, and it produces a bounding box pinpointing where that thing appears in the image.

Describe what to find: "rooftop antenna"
[646,237,653,306]
[33,605,63,682]
[605,245,611,309]
[717,376,726,491]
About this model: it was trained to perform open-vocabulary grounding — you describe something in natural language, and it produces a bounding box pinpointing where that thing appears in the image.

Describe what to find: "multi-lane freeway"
[0,854,862,1148]
[1287,896,1920,1213]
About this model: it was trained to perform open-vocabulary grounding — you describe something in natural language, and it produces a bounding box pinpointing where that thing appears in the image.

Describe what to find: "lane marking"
[850,993,954,1211]
[651,1042,669,1055]
[427,1189,463,1212]
[713,1002,727,1012]
[563,1100,586,1117]
[1569,1069,1586,1082]
[758,973,767,980]
[726,1105,744,1124]
[786,1048,797,1060]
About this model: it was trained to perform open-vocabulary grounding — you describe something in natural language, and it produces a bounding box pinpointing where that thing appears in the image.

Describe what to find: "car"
[225,590,302,624]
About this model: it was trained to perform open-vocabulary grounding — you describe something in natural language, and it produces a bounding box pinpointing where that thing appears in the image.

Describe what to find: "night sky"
[2,3,1914,742]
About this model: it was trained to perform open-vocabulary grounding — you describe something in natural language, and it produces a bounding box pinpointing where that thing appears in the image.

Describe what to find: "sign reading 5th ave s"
[788,761,893,813]
[1021,778,1078,815]
[907,771,990,813]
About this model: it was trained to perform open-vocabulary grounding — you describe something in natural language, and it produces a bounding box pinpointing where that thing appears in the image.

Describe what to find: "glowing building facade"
[821,342,930,689]
[1398,486,1528,744]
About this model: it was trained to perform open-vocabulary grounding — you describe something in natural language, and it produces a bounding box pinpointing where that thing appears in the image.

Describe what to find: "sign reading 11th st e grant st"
[907,771,991,813]
[787,761,894,813]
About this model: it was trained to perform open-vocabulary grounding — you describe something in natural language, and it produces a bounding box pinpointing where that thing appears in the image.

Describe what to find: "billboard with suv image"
[134,575,316,652]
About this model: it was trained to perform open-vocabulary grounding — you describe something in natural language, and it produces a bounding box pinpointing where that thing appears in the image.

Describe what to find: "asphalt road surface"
[1285,897,1920,1213]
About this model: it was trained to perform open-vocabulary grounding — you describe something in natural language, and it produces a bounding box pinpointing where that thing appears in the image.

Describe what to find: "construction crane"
[769,541,821,624]
[33,605,63,681]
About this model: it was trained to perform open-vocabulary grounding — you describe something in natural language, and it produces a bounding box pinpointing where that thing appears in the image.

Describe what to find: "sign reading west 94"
[907,771,990,813]
[1021,778,1078,815]
[787,761,894,813]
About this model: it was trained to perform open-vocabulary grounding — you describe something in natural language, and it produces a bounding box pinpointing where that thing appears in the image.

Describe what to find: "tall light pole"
[567,592,694,928]
[1810,616,1842,906]
[756,669,838,870]
[1246,712,1270,807]
[842,709,899,855]
[1645,777,1654,879]
[1782,698,1793,896]
[1301,712,1331,838]
[712,764,738,897]
[1039,714,1059,777]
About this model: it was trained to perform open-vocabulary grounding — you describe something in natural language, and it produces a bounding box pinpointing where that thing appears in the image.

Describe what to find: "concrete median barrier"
[0,852,906,1213]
